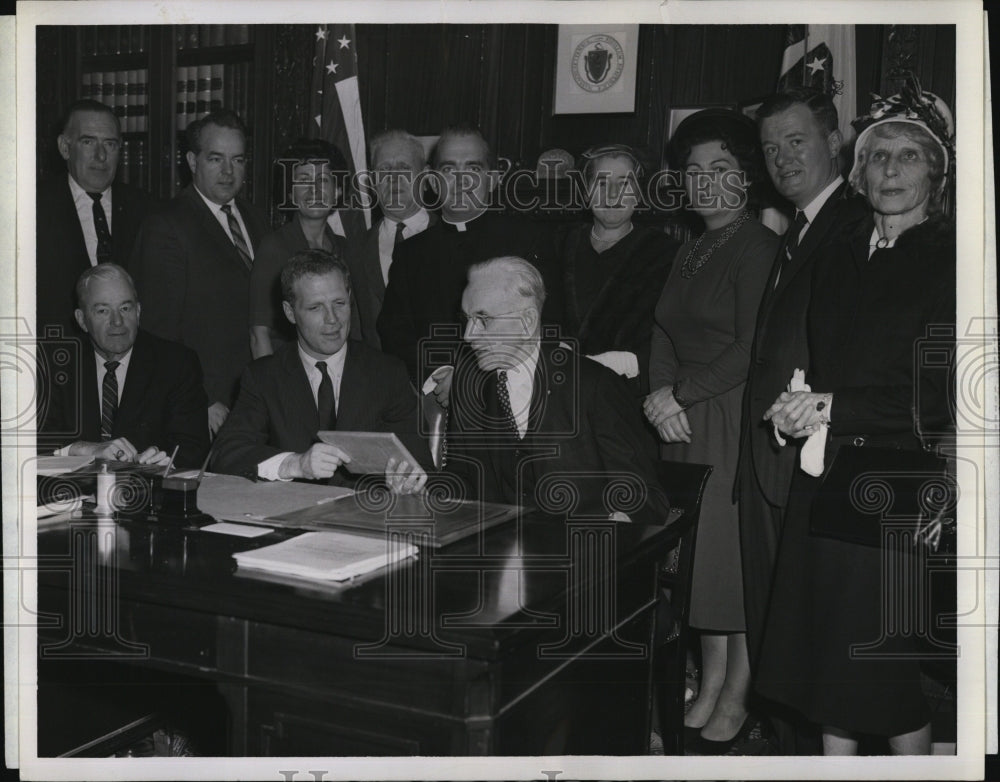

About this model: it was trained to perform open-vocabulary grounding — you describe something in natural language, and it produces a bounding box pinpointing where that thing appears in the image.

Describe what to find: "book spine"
[235,25,249,45]
[81,71,92,101]
[175,65,188,130]
[196,64,211,119]
[186,68,197,122]
[186,24,199,50]
[126,69,138,133]
[210,63,223,113]
[210,24,225,48]
[113,70,127,127]
[135,68,148,133]
[136,138,147,190]
[101,70,115,109]
[120,138,130,184]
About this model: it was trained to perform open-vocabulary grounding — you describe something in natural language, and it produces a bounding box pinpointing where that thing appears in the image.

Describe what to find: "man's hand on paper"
[280,443,351,481]
[385,456,427,495]
[69,436,138,462]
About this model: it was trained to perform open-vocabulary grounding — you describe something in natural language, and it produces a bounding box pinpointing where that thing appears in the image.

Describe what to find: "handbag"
[809,443,956,552]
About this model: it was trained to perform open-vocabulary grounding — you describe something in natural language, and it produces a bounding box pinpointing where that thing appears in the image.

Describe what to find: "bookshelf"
[70,25,273,204]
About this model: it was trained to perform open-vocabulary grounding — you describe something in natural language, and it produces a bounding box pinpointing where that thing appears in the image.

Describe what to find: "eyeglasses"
[459,307,531,332]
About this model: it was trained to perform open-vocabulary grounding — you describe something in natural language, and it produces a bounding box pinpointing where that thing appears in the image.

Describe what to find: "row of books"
[176,25,252,49]
[116,138,150,190]
[80,26,148,56]
[176,62,253,130]
[80,25,252,57]
[80,70,148,133]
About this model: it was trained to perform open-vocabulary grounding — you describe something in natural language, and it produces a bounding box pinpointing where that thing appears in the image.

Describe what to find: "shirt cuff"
[258,452,295,481]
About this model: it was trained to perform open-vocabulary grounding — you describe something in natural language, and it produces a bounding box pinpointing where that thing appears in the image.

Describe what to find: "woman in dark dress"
[249,139,354,358]
[756,81,955,754]
[557,144,678,394]
[644,110,778,751]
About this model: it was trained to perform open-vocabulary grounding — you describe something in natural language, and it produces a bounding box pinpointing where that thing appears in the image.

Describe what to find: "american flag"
[311,24,371,232]
[778,24,857,143]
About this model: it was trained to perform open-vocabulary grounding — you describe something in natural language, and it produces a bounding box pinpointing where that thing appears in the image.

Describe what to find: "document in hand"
[316,431,418,474]
[231,530,417,581]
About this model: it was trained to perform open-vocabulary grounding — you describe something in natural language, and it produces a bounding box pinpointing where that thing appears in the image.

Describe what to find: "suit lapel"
[79,349,102,441]
[364,223,387,301]
[336,342,365,431]
[116,334,153,431]
[279,342,323,435]
[183,187,251,273]
[771,183,848,301]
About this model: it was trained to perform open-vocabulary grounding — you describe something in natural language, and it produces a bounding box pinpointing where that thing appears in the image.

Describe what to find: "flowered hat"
[850,72,955,183]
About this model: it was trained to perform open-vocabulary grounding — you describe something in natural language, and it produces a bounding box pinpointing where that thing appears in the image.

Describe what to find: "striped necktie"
[100,360,120,440]
[221,203,253,270]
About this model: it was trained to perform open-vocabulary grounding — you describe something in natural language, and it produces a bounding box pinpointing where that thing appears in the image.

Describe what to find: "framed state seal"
[553,24,639,114]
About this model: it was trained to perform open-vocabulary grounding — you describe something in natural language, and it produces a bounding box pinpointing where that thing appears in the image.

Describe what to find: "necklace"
[590,223,632,249]
[680,211,751,278]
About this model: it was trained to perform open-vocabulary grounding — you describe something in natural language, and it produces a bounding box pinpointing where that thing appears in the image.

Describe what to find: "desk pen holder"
[153,476,201,520]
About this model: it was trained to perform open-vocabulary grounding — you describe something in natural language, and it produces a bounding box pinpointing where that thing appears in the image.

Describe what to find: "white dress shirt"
[194,186,254,261]
[257,341,349,480]
[499,344,540,439]
[797,175,844,244]
[68,174,112,266]
[378,209,430,285]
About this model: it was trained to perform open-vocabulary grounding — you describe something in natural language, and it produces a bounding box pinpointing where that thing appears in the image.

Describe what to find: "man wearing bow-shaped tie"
[37,99,157,338]
[443,256,668,524]
[212,249,429,492]
[735,88,866,753]
[131,110,268,437]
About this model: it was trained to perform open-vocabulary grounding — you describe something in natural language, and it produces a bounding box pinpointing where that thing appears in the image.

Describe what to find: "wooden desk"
[37,509,678,756]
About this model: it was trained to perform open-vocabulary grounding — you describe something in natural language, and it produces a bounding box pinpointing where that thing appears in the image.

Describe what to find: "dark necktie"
[101,360,120,440]
[393,220,406,246]
[773,210,808,289]
[497,370,520,438]
[88,192,113,264]
[316,361,336,430]
[785,210,808,260]
[220,203,253,270]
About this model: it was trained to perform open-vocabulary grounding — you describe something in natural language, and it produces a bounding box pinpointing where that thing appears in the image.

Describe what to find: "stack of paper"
[232,531,417,581]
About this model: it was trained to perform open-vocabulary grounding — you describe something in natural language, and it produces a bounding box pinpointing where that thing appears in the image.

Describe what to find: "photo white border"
[6,1,990,780]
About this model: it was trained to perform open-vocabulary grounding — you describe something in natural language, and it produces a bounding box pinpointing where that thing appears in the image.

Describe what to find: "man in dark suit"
[131,110,268,436]
[37,99,156,336]
[376,125,559,403]
[40,264,209,470]
[212,249,429,492]
[737,88,864,753]
[445,256,668,525]
[348,129,435,349]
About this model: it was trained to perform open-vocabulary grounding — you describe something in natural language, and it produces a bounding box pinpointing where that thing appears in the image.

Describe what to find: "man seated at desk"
[40,263,210,469]
[212,249,429,492]
[444,256,669,524]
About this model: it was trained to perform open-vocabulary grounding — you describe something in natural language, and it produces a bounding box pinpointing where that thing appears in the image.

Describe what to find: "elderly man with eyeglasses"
[442,256,669,525]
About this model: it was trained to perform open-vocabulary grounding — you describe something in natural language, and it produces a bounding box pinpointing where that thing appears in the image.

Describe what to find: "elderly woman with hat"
[755,76,956,754]
[645,109,779,753]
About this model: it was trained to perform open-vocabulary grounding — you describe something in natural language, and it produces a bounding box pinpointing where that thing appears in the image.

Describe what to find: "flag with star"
[777,24,857,142]
[311,24,371,230]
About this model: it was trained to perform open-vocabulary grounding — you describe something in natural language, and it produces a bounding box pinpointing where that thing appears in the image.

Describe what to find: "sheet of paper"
[200,522,274,538]
[34,455,94,476]
[195,473,353,523]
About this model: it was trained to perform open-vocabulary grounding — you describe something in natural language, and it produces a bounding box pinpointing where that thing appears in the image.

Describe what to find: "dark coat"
[347,212,438,350]
[130,185,269,408]
[376,212,561,382]
[39,330,209,469]
[36,176,157,335]
[445,342,670,526]
[211,339,431,482]
[558,223,678,395]
[737,184,867,507]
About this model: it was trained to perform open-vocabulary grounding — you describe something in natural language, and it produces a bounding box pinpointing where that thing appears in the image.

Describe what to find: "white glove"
[587,351,639,379]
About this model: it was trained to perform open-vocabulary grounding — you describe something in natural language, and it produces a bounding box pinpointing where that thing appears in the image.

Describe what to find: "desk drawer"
[243,623,489,718]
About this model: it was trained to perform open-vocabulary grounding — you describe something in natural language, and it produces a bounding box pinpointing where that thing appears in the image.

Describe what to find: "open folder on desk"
[270,491,521,548]
[232,530,417,581]
[195,474,353,523]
